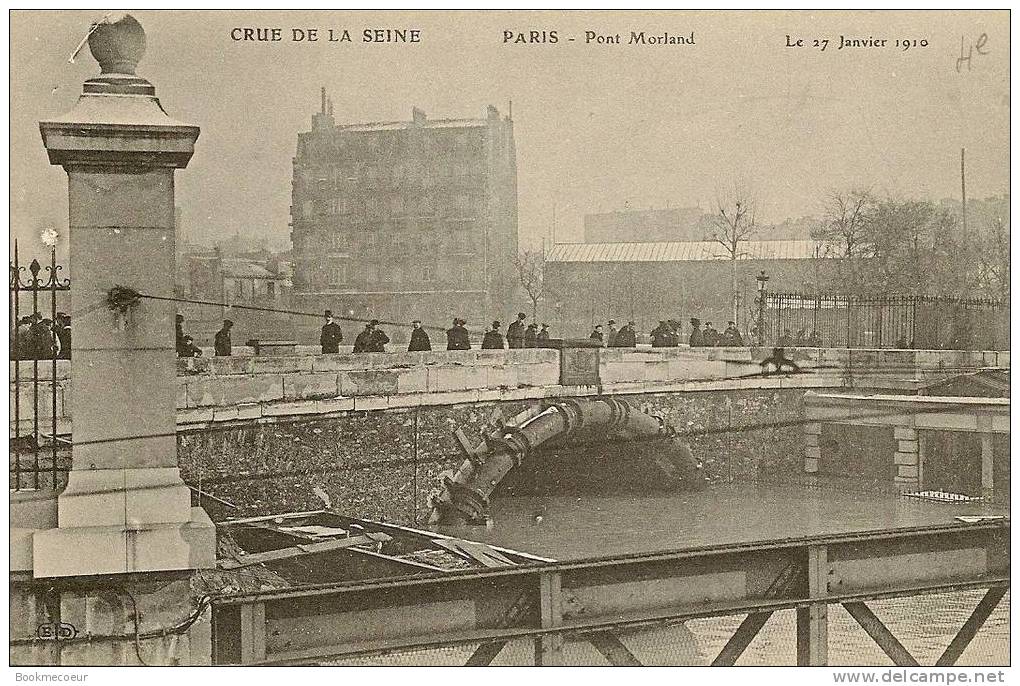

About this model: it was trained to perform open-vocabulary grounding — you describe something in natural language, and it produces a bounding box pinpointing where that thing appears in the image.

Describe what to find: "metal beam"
[797,545,828,665]
[711,612,773,666]
[465,641,507,666]
[535,572,563,665]
[842,602,918,666]
[211,523,1008,665]
[936,585,1008,667]
[584,631,643,666]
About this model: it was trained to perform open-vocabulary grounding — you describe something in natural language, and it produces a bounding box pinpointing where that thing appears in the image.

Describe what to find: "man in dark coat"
[723,321,743,347]
[650,321,669,347]
[606,320,618,347]
[175,314,186,356]
[537,323,551,343]
[589,324,604,344]
[481,321,505,349]
[320,310,344,354]
[214,319,233,357]
[613,321,637,347]
[178,335,203,358]
[507,312,527,349]
[524,323,538,348]
[703,322,719,347]
[368,320,389,352]
[408,319,431,352]
[353,323,374,353]
[55,313,71,359]
[689,318,703,347]
[446,318,471,350]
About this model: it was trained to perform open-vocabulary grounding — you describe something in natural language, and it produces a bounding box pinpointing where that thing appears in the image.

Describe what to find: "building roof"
[220,259,278,279]
[546,240,825,263]
[333,118,490,133]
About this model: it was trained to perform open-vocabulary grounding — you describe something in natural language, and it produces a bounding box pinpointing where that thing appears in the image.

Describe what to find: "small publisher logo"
[36,622,77,640]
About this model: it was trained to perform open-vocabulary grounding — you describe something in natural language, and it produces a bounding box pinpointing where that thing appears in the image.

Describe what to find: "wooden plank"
[218,533,390,569]
[585,630,643,666]
[711,612,773,666]
[843,602,919,666]
[433,539,516,568]
[936,586,1008,666]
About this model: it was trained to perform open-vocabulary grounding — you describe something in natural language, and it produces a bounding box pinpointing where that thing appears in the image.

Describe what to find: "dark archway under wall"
[428,397,708,525]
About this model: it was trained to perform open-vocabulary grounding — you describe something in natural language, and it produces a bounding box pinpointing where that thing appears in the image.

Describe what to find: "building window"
[302,200,314,218]
[328,264,348,286]
[267,281,276,298]
[365,264,378,283]
[330,233,348,252]
[422,265,434,282]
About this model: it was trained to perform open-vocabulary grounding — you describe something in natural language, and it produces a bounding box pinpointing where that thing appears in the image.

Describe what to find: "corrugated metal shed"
[546,240,824,263]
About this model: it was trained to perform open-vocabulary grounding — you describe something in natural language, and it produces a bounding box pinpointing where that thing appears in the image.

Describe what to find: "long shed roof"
[546,240,825,263]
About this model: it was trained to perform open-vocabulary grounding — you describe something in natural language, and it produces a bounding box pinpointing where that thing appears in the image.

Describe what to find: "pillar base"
[32,507,215,579]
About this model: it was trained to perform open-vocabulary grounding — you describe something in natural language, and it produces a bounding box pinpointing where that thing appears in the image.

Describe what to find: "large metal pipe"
[429,397,706,525]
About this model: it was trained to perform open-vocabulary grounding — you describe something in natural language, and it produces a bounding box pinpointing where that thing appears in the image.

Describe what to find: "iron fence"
[9,240,70,490]
[763,293,1009,350]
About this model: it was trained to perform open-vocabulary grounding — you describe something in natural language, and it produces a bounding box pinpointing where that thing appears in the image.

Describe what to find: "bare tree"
[813,188,874,259]
[976,215,1010,299]
[513,250,545,320]
[709,188,758,323]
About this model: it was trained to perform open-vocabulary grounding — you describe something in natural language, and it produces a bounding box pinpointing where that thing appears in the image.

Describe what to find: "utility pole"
[961,147,968,242]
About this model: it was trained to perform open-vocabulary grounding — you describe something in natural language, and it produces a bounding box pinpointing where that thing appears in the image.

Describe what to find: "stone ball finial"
[88,13,146,75]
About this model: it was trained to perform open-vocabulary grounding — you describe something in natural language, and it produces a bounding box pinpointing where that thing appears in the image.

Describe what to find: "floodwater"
[421,482,1010,666]
[442,482,1008,560]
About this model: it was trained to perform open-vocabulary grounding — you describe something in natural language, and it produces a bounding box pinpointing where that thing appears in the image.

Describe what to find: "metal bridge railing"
[210,522,1009,667]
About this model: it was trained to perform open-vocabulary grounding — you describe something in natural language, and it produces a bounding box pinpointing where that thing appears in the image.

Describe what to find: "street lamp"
[755,270,769,346]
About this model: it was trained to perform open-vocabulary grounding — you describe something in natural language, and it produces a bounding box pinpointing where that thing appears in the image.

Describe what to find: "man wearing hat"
[524,322,539,348]
[368,319,390,352]
[320,309,344,354]
[55,312,71,359]
[507,312,527,349]
[481,321,505,349]
[537,323,551,343]
[353,321,374,353]
[408,319,432,352]
[606,319,618,347]
[446,318,470,350]
[214,319,233,357]
[613,321,637,347]
[688,318,704,347]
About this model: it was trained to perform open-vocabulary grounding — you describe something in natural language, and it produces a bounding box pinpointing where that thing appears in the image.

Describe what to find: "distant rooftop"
[547,240,826,263]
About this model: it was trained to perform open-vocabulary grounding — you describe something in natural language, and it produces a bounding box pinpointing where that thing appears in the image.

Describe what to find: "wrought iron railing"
[762,293,1009,350]
[10,240,71,490]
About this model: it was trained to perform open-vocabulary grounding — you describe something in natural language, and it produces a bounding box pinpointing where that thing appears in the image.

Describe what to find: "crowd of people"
[584,317,746,348]
[10,313,71,360]
[173,309,786,359]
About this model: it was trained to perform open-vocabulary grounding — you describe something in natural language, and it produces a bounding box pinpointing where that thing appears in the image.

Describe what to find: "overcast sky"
[10,10,1009,257]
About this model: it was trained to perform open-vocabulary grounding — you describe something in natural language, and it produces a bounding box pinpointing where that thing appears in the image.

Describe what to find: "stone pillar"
[803,422,822,473]
[33,15,214,578]
[893,425,920,491]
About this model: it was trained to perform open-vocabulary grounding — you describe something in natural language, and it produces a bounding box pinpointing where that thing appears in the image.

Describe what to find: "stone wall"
[177,387,806,526]
[13,347,1006,438]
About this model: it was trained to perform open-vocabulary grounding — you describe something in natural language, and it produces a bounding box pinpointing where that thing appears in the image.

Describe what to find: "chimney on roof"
[412,107,426,125]
[487,104,499,120]
[313,88,335,131]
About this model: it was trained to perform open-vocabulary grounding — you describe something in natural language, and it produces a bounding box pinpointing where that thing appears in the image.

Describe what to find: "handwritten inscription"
[785,34,929,52]
[957,33,990,72]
